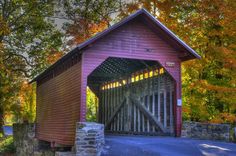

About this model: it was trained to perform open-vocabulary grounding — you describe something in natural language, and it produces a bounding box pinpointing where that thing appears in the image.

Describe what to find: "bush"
[0,136,15,154]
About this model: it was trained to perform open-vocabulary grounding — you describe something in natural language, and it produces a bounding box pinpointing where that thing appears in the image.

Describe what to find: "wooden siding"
[81,19,182,136]
[36,61,81,146]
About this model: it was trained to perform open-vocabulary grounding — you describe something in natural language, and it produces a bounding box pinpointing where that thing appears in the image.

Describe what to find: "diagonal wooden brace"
[130,95,166,133]
[105,98,126,129]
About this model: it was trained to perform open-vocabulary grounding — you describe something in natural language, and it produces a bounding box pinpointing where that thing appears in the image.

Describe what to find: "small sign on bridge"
[165,61,175,67]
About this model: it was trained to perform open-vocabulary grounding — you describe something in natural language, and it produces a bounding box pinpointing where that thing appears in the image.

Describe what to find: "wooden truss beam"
[105,98,127,129]
[130,94,166,133]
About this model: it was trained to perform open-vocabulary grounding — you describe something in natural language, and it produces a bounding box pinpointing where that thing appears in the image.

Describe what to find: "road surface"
[102,135,236,156]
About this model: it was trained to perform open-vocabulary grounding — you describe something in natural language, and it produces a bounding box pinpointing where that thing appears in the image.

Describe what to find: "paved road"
[101,135,236,156]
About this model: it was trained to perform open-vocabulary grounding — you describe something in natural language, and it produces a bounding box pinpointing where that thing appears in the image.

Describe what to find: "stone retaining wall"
[182,121,230,141]
[75,122,105,156]
[13,122,104,156]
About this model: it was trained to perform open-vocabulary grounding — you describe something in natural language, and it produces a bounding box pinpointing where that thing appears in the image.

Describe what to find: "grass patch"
[0,136,15,154]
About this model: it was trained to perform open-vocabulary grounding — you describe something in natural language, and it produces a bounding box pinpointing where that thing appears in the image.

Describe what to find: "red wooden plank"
[36,61,81,146]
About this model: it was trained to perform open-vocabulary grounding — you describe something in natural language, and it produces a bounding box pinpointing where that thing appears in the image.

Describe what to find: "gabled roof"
[31,8,200,83]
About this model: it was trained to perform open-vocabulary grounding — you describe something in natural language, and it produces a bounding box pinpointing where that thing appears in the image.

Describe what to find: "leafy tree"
[61,0,123,46]
[0,0,63,133]
[179,0,236,123]
[86,87,98,122]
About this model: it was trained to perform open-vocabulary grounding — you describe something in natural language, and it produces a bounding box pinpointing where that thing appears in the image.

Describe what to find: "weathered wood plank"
[170,89,173,133]
[113,85,116,131]
[117,84,120,131]
[105,98,126,129]
[100,91,103,123]
[134,104,136,132]
[157,70,161,122]
[120,85,124,131]
[104,86,108,125]
[147,95,150,132]
[138,107,141,132]
[130,94,166,133]
[152,92,155,132]
[164,79,167,128]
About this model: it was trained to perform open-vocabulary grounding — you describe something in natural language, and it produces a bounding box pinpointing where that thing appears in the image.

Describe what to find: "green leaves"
[0,136,15,154]
[1,0,63,78]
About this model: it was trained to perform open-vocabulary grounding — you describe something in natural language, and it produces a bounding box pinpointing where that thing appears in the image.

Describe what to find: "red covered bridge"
[31,9,200,146]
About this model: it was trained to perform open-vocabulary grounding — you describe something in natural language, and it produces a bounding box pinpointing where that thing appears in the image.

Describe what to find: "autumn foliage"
[66,19,108,45]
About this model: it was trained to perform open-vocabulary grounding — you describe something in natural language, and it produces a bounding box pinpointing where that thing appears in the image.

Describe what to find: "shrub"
[0,136,15,154]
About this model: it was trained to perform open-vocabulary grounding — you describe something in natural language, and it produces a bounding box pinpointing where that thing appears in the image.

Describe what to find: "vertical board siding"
[81,20,182,135]
[99,72,175,135]
[36,61,81,146]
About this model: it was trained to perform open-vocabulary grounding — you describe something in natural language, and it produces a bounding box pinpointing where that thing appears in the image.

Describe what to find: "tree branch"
[11,68,32,78]
[4,52,35,67]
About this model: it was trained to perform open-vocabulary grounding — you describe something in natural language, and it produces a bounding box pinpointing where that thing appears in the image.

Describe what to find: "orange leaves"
[67,19,108,46]
[219,47,236,69]
[210,113,236,124]
[182,107,190,114]
[220,113,236,124]
[127,3,140,13]
[199,80,236,93]
[189,80,236,100]
[210,117,224,124]
[46,50,64,64]
[19,81,31,101]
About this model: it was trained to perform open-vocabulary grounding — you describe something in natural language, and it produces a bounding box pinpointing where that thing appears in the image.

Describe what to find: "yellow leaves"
[18,81,36,122]
[0,42,4,51]
[86,87,98,121]
[126,3,140,13]
[0,16,10,36]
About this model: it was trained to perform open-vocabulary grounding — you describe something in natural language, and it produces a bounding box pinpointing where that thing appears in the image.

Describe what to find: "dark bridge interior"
[87,57,175,136]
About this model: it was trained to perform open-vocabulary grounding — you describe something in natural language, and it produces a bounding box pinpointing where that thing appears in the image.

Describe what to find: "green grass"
[0,136,15,154]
